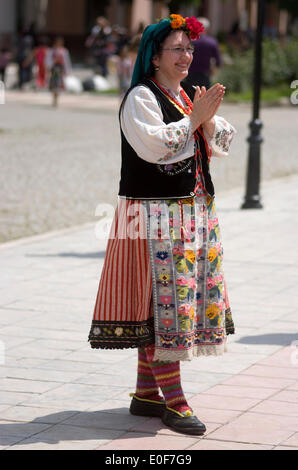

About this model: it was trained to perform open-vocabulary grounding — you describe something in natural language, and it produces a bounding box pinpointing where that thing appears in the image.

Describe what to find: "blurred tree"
[167,0,202,12]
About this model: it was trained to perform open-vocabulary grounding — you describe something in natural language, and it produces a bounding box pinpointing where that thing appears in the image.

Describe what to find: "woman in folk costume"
[89,14,236,435]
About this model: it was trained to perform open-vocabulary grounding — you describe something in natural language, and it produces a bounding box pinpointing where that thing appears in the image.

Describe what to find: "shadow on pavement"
[0,409,159,446]
[236,333,297,346]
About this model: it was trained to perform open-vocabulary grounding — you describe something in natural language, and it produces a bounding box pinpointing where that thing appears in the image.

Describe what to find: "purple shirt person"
[185,18,222,90]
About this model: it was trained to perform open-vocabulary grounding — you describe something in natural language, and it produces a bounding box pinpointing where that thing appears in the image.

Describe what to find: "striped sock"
[145,345,192,415]
[135,347,164,403]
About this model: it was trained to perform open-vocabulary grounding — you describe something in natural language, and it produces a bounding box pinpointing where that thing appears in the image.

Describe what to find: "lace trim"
[153,339,228,362]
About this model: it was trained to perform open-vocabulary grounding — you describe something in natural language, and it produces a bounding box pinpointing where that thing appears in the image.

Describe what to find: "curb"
[0,221,95,250]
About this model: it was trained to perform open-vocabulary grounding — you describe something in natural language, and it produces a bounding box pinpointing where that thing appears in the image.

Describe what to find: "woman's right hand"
[189,83,225,131]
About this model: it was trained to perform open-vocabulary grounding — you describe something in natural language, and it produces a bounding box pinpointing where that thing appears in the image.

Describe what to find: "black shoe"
[161,407,206,435]
[129,394,166,417]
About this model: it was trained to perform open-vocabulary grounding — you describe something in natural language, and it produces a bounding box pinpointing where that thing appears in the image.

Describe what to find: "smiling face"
[152,30,193,83]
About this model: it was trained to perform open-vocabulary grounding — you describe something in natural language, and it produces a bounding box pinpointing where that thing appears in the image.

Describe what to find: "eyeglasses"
[162,46,195,55]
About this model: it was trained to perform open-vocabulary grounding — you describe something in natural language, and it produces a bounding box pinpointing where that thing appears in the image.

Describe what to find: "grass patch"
[88,88,119,96]
[226,83,291,103]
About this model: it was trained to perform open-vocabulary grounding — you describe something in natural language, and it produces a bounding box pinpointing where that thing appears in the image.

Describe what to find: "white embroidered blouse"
[120,85,236,164]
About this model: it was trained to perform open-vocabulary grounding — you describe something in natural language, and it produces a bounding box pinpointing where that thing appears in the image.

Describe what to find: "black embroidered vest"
[118,78,214,199]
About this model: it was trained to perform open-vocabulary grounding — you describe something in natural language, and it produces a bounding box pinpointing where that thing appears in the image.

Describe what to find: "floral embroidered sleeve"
[206,115,237,158]
[120,86,195,165]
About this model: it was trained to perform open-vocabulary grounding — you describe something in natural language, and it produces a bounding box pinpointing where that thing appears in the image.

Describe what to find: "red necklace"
[151,78,193,115]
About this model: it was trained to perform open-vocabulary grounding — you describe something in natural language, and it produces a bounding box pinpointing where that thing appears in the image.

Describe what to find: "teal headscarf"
[130,19,172,87]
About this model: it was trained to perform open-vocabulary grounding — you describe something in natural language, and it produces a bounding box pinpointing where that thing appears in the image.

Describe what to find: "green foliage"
[215,39,298,93]
[226,83,291,102]
[215,51,253,93]
[283,40,298,80]
[262,39,290,86]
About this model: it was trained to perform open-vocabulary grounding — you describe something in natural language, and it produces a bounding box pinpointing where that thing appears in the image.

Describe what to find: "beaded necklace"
[150,78,193,116]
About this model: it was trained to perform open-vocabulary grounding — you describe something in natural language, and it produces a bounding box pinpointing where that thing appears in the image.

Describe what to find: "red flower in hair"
[185,17,205,40]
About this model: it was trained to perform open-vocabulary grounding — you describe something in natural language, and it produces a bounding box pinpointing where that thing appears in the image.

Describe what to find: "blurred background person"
[229,8,251,52]
[0,47,11,84]
[23,36,50,90]
[16,28,35,89]
[85,16,112,77]
[116,44,132,96]
[46,36,72,107]
[116,34,141,96]
[185,17,222,90]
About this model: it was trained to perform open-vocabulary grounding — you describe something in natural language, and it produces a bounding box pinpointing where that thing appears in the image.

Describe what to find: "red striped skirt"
[88,199,155,349]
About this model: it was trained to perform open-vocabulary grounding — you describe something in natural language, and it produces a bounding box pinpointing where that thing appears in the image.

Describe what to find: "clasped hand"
[189,83,225,131]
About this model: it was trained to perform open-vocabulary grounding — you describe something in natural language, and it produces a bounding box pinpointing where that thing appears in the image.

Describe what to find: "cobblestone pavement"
[0,90,297,243]
[0,175,297,450]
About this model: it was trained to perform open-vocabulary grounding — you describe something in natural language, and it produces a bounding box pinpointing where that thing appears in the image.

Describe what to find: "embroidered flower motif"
[207,277,216,289]
[158,152,173,163]
[178,304,191,315]
[162,125,189,160]
[185,249,195,264]
[182,221,196,241]
[172,245,184,256]
[206,304,221,320]
[156,265,171,278]
[158,273,171,282]
[177,285,189,300]
[175,258,188,273]
[178,304,194,319]
[208,247,218,262]
[114,327,123,337]
[179,317,192,332]
[156,251,169,260]
[160,306,175,317]
[215,129,234,152]
[176,276,188,286]
[92,327,101,335]
[162,318,174,328]
[160,285,172,295]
